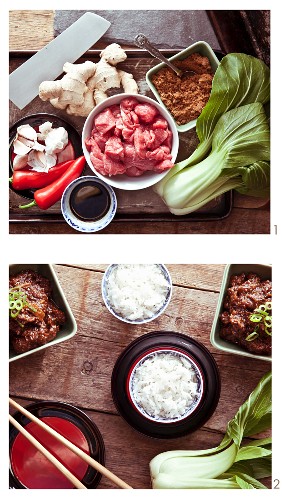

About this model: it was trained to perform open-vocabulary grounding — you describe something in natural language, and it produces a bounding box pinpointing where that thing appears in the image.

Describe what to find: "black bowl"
[9,401,105,489]
[111,331,220,439]
[9,113,83,200]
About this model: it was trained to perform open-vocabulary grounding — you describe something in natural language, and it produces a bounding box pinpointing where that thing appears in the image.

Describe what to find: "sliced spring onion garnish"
[247,302,272,340]
[264,316,272,328]
[265,326,272,336]
[9,286,37,319]
[250,314,262,322]
[245,332,259,342]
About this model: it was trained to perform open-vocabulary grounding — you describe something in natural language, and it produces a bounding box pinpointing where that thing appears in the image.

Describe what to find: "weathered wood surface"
[9,265,271,489]
[9,11,270,234]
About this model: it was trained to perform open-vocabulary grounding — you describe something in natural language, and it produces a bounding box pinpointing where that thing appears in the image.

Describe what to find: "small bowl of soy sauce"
[61,176,117,232]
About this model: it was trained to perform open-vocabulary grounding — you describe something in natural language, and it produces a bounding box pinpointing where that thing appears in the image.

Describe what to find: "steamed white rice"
[105,264,169,321]
[131,352,200,420]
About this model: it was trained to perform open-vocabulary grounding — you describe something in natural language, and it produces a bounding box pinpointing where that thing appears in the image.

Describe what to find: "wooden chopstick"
[9,414,86,489]
[9,398,133,489]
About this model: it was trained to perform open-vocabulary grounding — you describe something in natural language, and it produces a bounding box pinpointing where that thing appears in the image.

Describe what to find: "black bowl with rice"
[111,331,220,439]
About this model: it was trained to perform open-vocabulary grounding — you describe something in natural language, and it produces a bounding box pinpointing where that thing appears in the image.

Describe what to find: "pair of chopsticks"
[9,398,132,489]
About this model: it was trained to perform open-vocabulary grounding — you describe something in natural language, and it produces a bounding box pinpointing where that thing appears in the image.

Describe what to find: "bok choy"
[155,53,270,214]
[158,102,270,214]
[150,371,271,489]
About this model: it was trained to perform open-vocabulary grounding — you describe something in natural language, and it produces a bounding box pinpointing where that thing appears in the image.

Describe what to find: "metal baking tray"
[9,49,232,224]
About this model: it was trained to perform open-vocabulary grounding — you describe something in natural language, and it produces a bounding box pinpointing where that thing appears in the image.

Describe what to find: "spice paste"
[151,53,213,125]
[219,273,272,355]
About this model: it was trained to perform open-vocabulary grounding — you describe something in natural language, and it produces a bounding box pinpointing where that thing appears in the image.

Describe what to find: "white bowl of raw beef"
[82,93,179,190]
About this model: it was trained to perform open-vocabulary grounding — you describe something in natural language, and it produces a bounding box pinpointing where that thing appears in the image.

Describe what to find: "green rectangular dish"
[146,40,220,133]
[210,264,272,362]
[9,264,77,362]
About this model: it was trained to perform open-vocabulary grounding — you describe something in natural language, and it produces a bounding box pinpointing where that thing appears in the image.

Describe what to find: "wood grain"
[9,11,54,50]
[9,265,271,489]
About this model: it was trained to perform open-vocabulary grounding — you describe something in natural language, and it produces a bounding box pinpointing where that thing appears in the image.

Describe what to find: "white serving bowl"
[101,264,172,324]
[82,94,179,191]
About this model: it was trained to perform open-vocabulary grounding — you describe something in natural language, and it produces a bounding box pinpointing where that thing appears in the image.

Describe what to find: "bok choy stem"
[150,372,271,489]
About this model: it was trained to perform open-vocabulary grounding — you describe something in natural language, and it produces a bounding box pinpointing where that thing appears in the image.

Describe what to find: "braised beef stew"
[219,273,272,356]
[9,270,66,354]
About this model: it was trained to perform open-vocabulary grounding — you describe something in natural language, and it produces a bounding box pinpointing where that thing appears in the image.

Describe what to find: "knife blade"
[9,12,111,110]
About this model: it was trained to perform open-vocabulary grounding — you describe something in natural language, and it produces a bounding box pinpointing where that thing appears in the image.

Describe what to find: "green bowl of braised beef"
[9,264,77,362]
[210,264,272,362]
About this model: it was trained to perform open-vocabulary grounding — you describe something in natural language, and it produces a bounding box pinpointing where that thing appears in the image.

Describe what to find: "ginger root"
[39,44,139,117]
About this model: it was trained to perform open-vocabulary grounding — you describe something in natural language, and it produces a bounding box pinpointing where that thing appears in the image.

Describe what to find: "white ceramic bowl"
[101,264,172,324]
[82,94,179,191]
[61,176,117,233]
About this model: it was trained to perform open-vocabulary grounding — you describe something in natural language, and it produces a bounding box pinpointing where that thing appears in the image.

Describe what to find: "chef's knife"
[9,12,111,110]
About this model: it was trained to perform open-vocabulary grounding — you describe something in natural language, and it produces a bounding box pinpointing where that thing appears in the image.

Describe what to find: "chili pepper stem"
[9,177,13,183]
[19,200,37,209]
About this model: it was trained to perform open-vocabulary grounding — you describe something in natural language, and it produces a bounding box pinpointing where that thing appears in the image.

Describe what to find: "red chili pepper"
[10,160,74,191]
[19,156,86,210]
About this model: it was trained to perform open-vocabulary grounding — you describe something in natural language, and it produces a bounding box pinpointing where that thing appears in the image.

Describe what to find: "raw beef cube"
[91,126,111,152]
[152,116,169,129]
[162,129,172,149]
[122,126,135,142]
[153,159,174,172]
[133,127,147,159]
[126,166,143,176]
[105,137,124,161]
[120,97,139,110]
[114,117,123,137]
[142,128,155,149]
[150,128,169,149]
[94,108,116,134]
[134,103,158,123]
[85,136,96,151]
[103,155,126,176]
[90,152,106,175]
[109,104,121,118]
[120,108,139,129]
[146,146,172,162]
[90,139,103,160]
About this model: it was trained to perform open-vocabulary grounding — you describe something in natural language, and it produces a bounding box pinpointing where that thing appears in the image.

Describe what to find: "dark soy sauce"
[70,181,110,221]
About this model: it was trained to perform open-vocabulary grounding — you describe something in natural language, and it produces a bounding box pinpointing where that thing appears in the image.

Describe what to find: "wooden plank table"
[9,264,271,489]
[9,10,270,234]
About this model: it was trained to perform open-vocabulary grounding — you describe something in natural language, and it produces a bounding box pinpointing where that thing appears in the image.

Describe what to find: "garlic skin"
[45,127,69,154]
[13,154,29,170]
[27,150,57,172]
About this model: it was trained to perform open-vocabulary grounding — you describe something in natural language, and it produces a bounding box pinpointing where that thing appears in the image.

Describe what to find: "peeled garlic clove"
[27,150,57,172]
[27,150,48,172]
[17,124,38,141]
[33,141,45,152]
[45,127,68,154]
[13,139,32,156]
[44,153,57,169]
[17,136,35,149]
[13,154,28,170]
[37,121,53,141]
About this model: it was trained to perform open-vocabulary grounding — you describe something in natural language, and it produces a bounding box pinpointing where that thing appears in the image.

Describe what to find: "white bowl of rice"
[101,264,172,324]
[128,349,204,423]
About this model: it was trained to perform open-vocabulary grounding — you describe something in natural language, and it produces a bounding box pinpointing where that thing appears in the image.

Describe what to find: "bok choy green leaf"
[155,53,270,199]
[150,371,271,489]
[160,102,270,214]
